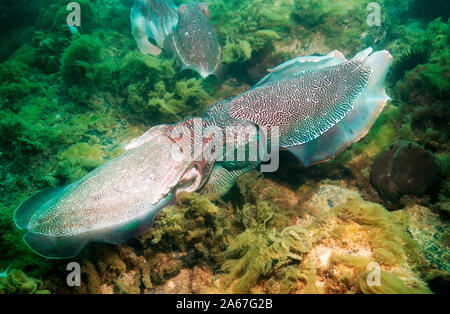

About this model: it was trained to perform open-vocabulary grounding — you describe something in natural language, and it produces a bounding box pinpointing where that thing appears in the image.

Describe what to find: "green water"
[0,0,448,294]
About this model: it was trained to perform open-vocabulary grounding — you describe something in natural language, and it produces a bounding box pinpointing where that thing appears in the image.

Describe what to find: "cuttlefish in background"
[164,3,221,78]
[131,1,221,77]
[131,0,179,56]
[15,48,392,258]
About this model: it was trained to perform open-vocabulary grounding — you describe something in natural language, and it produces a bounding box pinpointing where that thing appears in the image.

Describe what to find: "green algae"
[38,0,97,35]
[360,270,430,294]
[0,268,50,294]
[121,51,212,123]
[58,143,104,181]
[206,0,291,63]
[219,225,311,293]
[141,192,233,262]
[392,19,449,153]
[211,173,310,293]
[314,195,432,293]
[61,35,105,84]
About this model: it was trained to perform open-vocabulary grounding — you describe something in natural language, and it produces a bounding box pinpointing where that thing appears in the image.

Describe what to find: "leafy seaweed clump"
[141,192,233,263]
[0,268,50,294]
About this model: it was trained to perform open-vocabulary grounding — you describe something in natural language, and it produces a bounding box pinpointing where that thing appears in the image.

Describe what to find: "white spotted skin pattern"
[28,135,188,237]
[227,60,373,147]
[172,3,221,77]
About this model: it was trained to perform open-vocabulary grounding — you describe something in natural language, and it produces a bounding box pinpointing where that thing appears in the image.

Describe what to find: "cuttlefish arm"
[14,118,214,259]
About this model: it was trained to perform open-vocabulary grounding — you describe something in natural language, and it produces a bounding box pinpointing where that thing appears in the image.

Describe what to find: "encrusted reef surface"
[0,0,448,294]
[45,177,442,294]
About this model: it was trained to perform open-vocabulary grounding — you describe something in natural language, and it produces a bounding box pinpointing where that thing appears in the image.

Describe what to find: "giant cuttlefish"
[131,1,221,77]
[14,48,392,258]
[131,0,179,56]
[165,2,221,78]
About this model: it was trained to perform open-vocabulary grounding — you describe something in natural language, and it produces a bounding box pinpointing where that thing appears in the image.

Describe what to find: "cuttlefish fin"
[131,5,162,56]
[201,165,252,196]
[14,185,87,259]
[287,50,393,166]
[256,50,347,87]
[14,187,65,229]
[351,47,373,61]
[20,188,174,259]
[23,231,89,259]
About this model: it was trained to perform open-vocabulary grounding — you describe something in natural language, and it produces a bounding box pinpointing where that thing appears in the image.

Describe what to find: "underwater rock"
[151,266,213,294]
[148,253,182,285]
[299,187,431,294]
[303,184,360,216]
[403,204,449,274]
[427,272,450,294]
[370,140,443,202]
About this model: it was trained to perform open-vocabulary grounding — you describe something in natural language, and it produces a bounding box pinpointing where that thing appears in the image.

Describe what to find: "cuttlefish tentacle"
[14,48,392,258]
